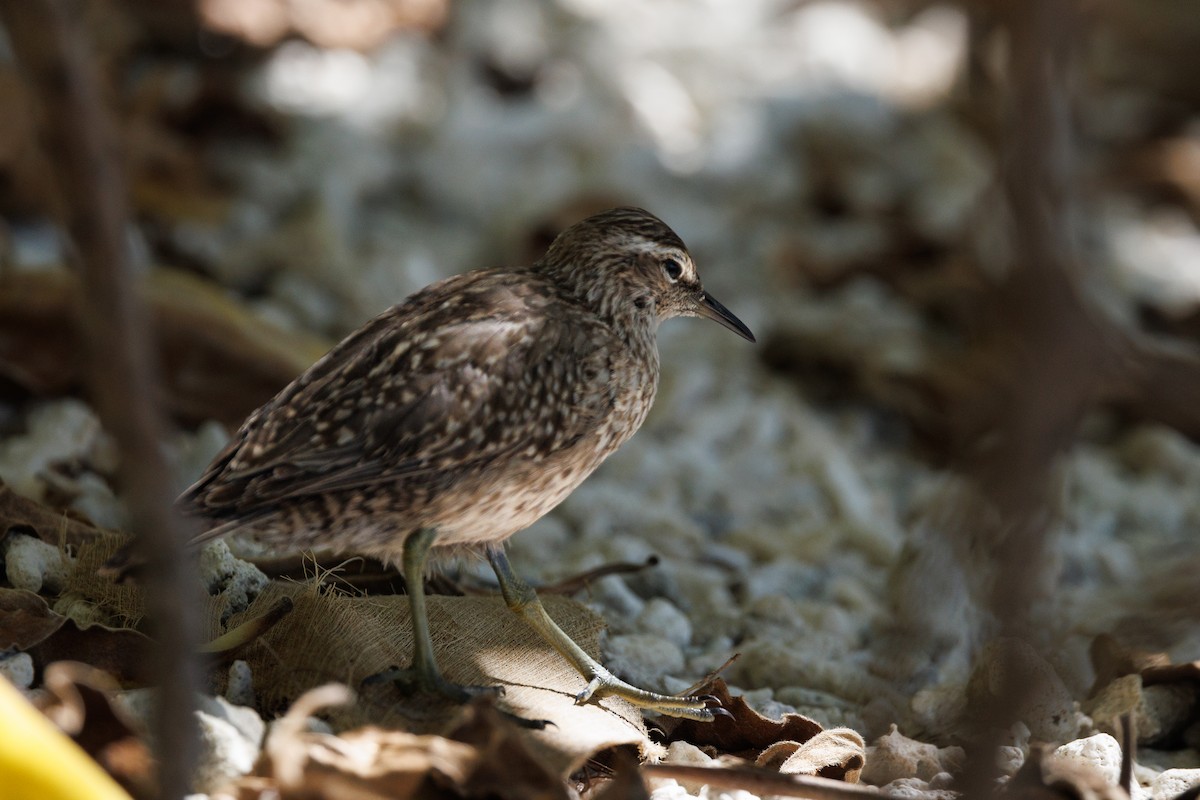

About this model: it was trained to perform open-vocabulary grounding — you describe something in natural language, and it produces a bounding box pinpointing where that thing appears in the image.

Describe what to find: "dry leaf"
[234,683,566,800]
[0,587,66,650]
[768,728,866,782]
[220,581,653,779]
[37,661,157,799]
[440,700,570,800]
[0,480,107,549]
[29,620,154,686]
[666,679,823,762]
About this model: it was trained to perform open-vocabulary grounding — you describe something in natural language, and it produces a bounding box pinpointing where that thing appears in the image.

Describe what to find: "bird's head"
[539,207,755,343]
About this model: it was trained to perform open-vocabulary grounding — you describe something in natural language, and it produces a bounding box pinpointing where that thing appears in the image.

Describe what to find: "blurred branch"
[0,0,201,797]
[966,0,1098,623]
[956,0,1091,793]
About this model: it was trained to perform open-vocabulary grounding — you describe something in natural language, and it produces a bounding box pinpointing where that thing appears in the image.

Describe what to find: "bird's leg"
[488,546,717,722]
[367,527,502,703]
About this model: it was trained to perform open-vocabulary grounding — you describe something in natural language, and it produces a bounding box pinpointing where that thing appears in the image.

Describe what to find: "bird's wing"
[183,273,618,517]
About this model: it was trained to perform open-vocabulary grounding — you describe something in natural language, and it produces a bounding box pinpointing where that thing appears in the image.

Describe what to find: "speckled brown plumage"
[176,206,755,721]
[183,207,753,562]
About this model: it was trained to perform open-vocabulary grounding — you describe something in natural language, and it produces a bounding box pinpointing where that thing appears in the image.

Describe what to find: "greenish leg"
[488,546,716,722]
[367,527,499,703]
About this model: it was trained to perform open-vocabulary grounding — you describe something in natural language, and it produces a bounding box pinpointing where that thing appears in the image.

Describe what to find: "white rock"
[929,772,955,789]
[0,400,107,501]
[197,694,265,752]
[1152,769,1200,800]
[664,741,712,766]
[3,533,73,593]
[863,725,945,785]
[753,697,799,721]
[1118,426,1200,481]
[171,420,231,495]
[995,746,1025,776]
[648,781,696,800]
[1142,683,1199,745]
[661,563,739,644]
[882,777,953,799]
[590,575,645,622]
[660,739,713,795]
[225,660,255,709]
[1048,733,1122,786]
[967,639,1082,744]
[193,696,265,794]
[603,633,684,691]
[635,598,693,648]
[911,684,967,734]
[63,472,124,530]
[198,541,270,620]
[0,652,34,689]
[118,688,264,792]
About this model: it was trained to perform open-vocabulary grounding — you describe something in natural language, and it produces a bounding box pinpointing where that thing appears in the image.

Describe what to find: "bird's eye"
[663,258,683,281]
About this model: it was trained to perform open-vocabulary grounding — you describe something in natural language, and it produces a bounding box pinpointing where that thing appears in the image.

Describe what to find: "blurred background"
[2,0,1200,771]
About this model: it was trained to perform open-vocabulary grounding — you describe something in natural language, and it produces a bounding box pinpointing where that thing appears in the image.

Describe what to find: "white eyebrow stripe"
[624,236,692,265]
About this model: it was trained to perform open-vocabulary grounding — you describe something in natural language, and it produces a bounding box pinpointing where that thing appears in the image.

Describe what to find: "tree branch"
[0,1,201,796]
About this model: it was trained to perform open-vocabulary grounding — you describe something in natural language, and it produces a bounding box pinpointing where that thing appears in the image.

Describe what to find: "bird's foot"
[363,664,504,703]
[363,666,549,729]
[575,667,726,722]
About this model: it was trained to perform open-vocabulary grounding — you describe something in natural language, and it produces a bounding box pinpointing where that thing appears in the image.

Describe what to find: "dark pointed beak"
[696,291,755,342]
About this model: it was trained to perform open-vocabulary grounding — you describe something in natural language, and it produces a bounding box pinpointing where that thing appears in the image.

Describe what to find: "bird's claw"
[574,668,723,722]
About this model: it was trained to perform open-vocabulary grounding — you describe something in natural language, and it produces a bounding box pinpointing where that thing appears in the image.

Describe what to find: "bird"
[111,206,755,721]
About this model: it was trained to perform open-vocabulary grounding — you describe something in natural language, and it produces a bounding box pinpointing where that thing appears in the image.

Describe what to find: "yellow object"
[0,674,131,800]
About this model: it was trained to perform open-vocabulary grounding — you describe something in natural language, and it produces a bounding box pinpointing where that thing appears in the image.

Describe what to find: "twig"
[0,2,202,797]
[680,652,741,696]
[540,555,661,595]
[1117,712,1134,798]
[199,597,295,656]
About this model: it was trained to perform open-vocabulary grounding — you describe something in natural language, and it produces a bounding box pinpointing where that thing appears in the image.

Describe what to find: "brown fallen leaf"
[0,479,108,549]
[233,683,566,800]
[441,699,570,800]
[218,581,652,780]
[38,661,157,799]
[756,728,866,783]
[29,619,155,686]
[0,587,66,650]
[665,679,823,762]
